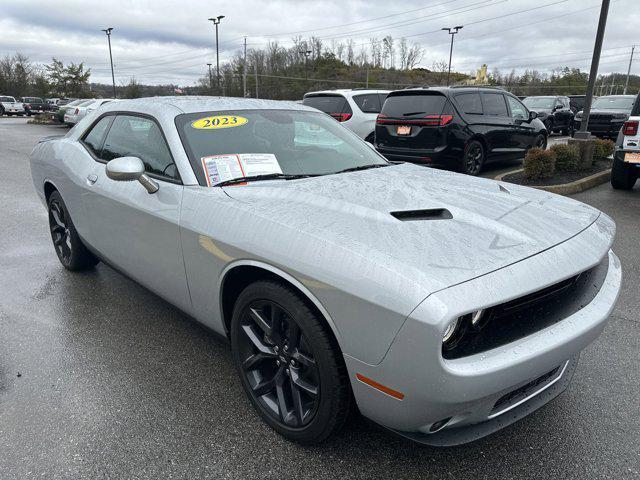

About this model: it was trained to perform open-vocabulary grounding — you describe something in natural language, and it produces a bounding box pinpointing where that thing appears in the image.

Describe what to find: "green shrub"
[523,147,556,180]
[593,138,615,159]
[550,143,580,172]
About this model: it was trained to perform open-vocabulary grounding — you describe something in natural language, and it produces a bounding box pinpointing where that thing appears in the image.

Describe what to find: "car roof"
[103,96,317,115]
[304,89,391,97]
[387,86,510,97]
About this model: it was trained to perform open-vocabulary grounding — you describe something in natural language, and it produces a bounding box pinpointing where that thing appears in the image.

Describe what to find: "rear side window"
[455,93,483,114]
[381,93,446,117]
[353,94,382,113]
[82,116,114,156]
[303,95,352,115]
[481,93,508,116]
[101,115,178,180]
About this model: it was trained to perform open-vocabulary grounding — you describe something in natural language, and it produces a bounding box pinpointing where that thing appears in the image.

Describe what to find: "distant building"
[461,64,489,86]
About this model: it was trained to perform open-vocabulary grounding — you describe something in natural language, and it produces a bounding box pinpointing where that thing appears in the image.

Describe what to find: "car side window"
[506,96,527,120]
[82,116,114,157]
[455,93,483,114]
[481,93,509,117]
[353,94,382,113]
[101,115,178,180]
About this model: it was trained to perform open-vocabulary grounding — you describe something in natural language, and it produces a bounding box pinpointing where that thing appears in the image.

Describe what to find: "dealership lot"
[1,117,638,479]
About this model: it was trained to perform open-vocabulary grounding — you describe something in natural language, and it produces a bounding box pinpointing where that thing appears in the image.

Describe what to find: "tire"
[562,122,574,137]
[462,139,485,176]
[230,280,351,445]
[611,158,637,190]
[47,191,99,270]
[544,118,554,133]
[533,133,547,150]
[0,106,4,116]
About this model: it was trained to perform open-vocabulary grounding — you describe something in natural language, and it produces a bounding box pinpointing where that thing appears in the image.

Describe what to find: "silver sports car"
[29,97,621,445]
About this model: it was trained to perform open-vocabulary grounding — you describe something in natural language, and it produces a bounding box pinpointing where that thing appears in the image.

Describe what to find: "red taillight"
[623,120,638,136]
[376,114,453,126]
[330,112,352,122]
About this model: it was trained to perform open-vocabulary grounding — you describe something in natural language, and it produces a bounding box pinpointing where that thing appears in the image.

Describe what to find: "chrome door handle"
[86,174,98,185]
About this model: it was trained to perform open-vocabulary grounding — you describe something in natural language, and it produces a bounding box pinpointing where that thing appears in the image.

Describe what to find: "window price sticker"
[201,153,283,186]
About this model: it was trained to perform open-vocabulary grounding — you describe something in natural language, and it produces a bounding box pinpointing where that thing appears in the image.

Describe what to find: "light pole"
[299,49,312,80]
[624,45,635,94]
[576,0,610,139]
[101,27,116,98]
[207,63,213,95]
[208,15,225,95]
[442,26,463,86]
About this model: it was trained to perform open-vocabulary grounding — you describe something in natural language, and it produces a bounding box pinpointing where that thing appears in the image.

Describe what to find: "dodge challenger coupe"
[29,97,621,445]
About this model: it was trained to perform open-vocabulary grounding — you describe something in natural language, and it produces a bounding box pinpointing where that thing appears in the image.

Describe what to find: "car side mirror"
[553,104,563,111]
[105,156,159,194]
[528,110,538,122]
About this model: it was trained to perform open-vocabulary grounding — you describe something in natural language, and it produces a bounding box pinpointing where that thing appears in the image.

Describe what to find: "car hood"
[222,163,600,293]
[577,109,630,117]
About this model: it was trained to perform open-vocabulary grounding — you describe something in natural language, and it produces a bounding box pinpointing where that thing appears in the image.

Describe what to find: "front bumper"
[344,215,621,446]
[573,119,624,138]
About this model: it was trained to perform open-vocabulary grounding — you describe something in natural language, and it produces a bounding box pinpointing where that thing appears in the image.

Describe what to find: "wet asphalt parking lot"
[1,117,638,479]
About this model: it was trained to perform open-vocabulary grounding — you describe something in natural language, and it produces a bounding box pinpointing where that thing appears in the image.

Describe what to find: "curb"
[494,168,611,195]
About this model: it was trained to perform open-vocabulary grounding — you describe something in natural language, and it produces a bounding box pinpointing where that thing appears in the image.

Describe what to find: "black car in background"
[20,97,51,116]
[522,95,574,135]
[573,95,635,139]
[568,95,588,113]
[375,86,547,175]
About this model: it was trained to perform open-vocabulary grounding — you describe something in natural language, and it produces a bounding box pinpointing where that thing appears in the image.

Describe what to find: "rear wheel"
[611,158,638,190]
[231,280,351,444]
[47,191,99,270]
[462,140,485,176]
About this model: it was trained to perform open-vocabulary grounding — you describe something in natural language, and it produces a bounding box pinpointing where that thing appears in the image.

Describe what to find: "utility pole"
[207,63,213,95]
[576,0,610,139]
[243,37,248,97]
[299,49,312,82]
[366,65,369,88]
[442,26,463,86]
[101,27,116,98]
[609,72,616,95]
[624,45,635,94]
[208,15,225,95]
[254,63,259,99]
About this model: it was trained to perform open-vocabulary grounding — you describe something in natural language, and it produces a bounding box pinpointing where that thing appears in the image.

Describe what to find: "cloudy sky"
[0,0,636,86]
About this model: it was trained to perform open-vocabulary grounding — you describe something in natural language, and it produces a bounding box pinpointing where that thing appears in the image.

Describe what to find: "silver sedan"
[29,97,621,445]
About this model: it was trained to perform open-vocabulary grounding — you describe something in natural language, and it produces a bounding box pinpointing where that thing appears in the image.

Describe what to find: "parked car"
[611,92,640,190]
[568,95,589,113]
[56,99,86,123]
[30,97,620,446]
[0,95,25,116]
[375,86,547,175]
[20,96,52,116]
[302,89,390,143]
[573,95,635,139]
[522,95,574,135]
[64,98,116,125]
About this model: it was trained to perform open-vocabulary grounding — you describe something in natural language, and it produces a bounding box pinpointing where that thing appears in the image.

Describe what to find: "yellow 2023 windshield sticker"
[191,115,248,130]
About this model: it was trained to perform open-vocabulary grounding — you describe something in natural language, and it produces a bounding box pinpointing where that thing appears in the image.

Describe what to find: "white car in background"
[303,89,390,143]
[64,98,118,125]
[0,95,25,116]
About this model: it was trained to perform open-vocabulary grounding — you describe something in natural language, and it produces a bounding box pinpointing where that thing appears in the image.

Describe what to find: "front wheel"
[462,140,485,175]
[231,280,351,444]
[48,191,99,270]
[562,123,574,137]
[533,133,547,150]
[611,158,638,190]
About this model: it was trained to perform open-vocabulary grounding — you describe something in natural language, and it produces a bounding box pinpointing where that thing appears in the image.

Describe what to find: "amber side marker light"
[356,373,405,400]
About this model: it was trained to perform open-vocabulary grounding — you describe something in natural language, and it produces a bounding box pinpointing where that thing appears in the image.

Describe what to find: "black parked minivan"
[375,86,547,175]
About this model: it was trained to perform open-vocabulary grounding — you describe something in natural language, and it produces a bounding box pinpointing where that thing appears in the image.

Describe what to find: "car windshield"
[177,109,387,183]
[24,97,42,103]
[522,97,556,109]
[591,96,635,111]
[0,96,16,102]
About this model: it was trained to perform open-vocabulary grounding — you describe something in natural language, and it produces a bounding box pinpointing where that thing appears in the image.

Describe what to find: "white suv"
[302,89,390,142]
[612,92,640,190]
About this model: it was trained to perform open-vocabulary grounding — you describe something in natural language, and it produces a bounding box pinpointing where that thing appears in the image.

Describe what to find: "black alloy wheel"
[231,281,351,444]
[463,140,485,175]
[47,191,99,270]
[534,133,547,150]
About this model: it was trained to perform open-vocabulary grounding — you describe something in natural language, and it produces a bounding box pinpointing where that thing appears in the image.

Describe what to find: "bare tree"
[398,38,408,70]
[405,43,424,70]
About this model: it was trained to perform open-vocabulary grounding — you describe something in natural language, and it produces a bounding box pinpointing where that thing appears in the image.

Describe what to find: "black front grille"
[443,256,609,360]
[492,366,560,413]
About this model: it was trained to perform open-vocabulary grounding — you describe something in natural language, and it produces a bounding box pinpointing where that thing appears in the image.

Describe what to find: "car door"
[506,95,537,153]
[555,97,573,130]
[79,113,191,312]
[480,92,515,160]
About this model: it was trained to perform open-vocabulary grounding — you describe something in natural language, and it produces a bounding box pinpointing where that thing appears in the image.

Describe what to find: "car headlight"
[442,318,460,343]
[443,309,489,350]
[575,112,583,120]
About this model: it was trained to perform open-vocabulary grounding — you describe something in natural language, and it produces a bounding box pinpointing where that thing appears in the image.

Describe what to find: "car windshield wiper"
[216,173,317,187]
[332,163,390,175]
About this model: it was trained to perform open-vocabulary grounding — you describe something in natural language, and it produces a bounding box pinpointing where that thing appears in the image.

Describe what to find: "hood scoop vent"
[391,208,453,221]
